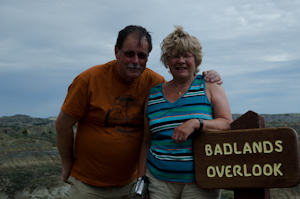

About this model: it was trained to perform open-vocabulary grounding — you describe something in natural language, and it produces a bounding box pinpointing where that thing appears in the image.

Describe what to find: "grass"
[0,166,62,197]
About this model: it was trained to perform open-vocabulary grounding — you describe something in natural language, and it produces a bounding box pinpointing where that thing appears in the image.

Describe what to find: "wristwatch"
[197,118,203,132]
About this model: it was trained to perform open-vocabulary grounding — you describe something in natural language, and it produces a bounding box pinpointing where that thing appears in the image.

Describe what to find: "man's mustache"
[126,63,143,69]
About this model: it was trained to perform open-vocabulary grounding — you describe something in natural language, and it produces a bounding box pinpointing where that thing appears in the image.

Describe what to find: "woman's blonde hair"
[160,25,203,74]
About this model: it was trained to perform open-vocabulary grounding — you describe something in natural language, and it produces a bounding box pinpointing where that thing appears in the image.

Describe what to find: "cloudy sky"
[1,0,299,118]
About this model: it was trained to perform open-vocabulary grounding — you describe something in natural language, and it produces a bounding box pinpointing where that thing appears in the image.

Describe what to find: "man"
[56,25,222,199]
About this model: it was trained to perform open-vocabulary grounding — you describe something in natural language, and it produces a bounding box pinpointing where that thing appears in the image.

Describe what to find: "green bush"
[221,189,234,199]
[22,129,28,135]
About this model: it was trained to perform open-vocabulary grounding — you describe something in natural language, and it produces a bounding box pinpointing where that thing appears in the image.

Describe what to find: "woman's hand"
[172,119,200,144]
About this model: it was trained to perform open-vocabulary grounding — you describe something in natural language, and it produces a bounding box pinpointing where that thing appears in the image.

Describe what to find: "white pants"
[146,169,221,199]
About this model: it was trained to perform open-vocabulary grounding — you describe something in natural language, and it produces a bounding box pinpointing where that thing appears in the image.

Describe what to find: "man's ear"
[115,46,119,59]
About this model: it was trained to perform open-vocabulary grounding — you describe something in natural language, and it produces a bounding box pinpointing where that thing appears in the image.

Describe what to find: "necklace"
[173,78,194,95]
[175,89,182,95]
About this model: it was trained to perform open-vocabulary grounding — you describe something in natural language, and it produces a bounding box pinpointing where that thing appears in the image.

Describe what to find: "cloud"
[0,0,299,117]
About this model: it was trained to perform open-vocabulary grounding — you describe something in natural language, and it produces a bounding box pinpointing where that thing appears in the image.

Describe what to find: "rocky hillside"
[0,113,299,199]
[0,114,57,127]
[0,115,69,199]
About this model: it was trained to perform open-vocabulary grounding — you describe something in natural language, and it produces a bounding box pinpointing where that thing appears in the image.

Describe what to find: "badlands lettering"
[204,140,284,178]
[205,140,283,156]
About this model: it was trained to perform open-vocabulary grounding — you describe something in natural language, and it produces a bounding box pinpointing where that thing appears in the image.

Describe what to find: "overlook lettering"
[206,163,283,178]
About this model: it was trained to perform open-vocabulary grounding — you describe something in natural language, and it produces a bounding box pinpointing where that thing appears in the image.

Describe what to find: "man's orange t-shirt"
[61,60,165,187]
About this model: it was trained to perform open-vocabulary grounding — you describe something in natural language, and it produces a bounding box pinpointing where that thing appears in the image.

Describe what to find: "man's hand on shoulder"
[202,70,223,85]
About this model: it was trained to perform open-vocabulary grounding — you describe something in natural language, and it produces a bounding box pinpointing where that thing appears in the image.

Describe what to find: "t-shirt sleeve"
[61,75,89,119]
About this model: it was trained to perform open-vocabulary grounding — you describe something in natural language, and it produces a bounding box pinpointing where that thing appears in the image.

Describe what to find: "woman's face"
[168,48,196,79]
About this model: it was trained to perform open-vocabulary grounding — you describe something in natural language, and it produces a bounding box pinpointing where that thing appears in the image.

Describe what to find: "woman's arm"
[171,82,232,143]
[137,94,153,178]
[204,82,232,132]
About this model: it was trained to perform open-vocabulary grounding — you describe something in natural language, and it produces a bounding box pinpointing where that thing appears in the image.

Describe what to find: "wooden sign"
[194,127,300,189]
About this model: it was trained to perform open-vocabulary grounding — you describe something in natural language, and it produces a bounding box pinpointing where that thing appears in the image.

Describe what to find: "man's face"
[115,33,149,83]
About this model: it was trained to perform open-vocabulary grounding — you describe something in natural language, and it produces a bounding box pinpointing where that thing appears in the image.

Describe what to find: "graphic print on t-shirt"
[105,95,143,134]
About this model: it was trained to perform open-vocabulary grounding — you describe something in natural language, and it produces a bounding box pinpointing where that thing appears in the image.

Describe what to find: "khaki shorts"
[146,169,221,199]
[68,175,135,199]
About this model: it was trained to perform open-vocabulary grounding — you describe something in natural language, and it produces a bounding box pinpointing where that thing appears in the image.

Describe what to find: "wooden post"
[230,111,269,199]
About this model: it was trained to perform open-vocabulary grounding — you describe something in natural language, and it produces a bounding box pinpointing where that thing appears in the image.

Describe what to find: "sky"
[0,0,299,118]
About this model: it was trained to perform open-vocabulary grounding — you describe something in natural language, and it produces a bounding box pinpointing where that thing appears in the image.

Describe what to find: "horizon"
[2,112,300,120]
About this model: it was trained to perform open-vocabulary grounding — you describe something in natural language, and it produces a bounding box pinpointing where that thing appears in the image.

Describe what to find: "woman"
[138,26,232,199]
